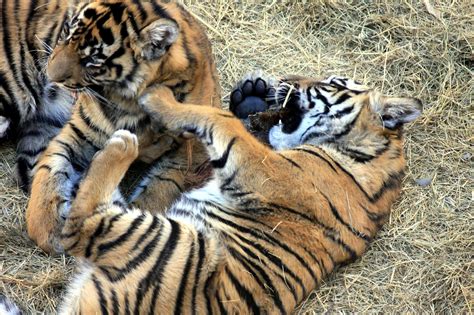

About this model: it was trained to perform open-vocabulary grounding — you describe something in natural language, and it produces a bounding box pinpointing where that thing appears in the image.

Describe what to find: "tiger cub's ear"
[371,93,423,128]
[135,19,179,61]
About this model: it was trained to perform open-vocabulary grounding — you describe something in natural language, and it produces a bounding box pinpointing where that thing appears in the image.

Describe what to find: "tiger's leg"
[61,130,138,228]
[139,86,284,194]
[26,121,99,254]
[59,130,220,314]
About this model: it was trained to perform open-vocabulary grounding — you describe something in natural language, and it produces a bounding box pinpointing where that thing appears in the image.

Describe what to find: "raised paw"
[138,84,177,123]
[102,130,139,161]
[229,71,277,119]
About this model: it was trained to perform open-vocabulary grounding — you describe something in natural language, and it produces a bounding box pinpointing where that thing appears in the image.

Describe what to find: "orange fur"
[50,75,420,313]
[26,0,221,254]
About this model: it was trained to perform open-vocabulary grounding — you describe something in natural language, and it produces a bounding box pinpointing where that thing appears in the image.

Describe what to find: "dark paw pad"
[230,77,275,119]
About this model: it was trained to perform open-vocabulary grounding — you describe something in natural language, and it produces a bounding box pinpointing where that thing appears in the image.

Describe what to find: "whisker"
[34,35,53,53]
[85,87,115,109]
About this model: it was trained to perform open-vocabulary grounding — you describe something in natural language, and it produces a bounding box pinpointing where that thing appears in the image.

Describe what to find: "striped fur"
[0,0,82,191]
[26,0,221,254]
[49,75,420,313]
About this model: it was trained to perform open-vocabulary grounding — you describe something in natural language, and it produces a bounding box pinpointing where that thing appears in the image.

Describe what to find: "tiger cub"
[26,0,221,254]
[42,73,419,313]
[0,0,82,190]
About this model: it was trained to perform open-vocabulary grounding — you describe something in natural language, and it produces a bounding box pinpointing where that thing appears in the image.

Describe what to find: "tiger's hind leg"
[65,130,138,222]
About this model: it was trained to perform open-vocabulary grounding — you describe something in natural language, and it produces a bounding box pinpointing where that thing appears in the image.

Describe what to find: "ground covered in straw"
[1,1,472,313]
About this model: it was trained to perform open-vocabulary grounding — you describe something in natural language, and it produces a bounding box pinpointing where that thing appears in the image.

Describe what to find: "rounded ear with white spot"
[136,18,179,61]
[372,93,422,128]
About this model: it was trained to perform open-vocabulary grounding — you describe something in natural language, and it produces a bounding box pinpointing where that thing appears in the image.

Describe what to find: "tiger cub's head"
[269,75,422,153]
[46,0,179,98]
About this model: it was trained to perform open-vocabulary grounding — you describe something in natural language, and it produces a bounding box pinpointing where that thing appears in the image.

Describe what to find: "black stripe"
[278,153,302,170]
[102,213,125,236]
[314,88,331,107]
[370,170,404,202]
[63,238,80,253]
[332,110,360,140]
[100,219,165,282]
[26,0,40,70]
[267,203,357,261]
[37,164,52,173]
[154,175,184,192]
[0,71,17,105]
[51,152,72,163]
[85,218,106,258]
[69,122,100,151]
[2,0,22,94]
[150,0,175,22]
[97,214,146,256]
[132,215,159,251]
[203,271,215,315]
[329,156,404,203]
[124,292,131,315]
[215,289,228,315]
[293,147,337,172]
[228,246,286,314]
[55,139,88,173]
[199,200,279,233]
[341,146,375,162]
[78,104,109,136]
[179,26,196,68]
[92,275,109,315]
[360,203,388,225]
[210,137,237,169]
[322,194,371,242]
[333,92,352,106]
[111,289,119,315]
[18,12,42,111]
[301,246,328,278]
[134,219,181,314]
[17,145,47,157]
[174,241,195,315]
[217,226,302,300]
[225,267,260,314]
[43,19,61,54]
[192,232,206,315]
[219,170,238,190]
[131,0,147,21]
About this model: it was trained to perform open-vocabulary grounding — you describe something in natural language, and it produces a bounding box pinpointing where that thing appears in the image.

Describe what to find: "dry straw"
[1,0,472,313]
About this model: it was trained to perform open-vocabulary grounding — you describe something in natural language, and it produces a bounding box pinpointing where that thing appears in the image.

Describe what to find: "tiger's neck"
[321,133,406,209]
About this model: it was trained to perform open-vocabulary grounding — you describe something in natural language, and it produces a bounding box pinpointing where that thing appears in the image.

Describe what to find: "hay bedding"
[0,0,472,313]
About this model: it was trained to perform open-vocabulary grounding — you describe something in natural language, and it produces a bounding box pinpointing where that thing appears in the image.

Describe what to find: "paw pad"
[230,75,276,119]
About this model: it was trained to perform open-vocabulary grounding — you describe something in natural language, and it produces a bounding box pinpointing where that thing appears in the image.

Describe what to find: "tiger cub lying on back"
[26,0,221,254]
[23,73,420,314]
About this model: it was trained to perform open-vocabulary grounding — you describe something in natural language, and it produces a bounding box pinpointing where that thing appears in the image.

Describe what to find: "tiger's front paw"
[138,84,177,124]
[230,71,277,119]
